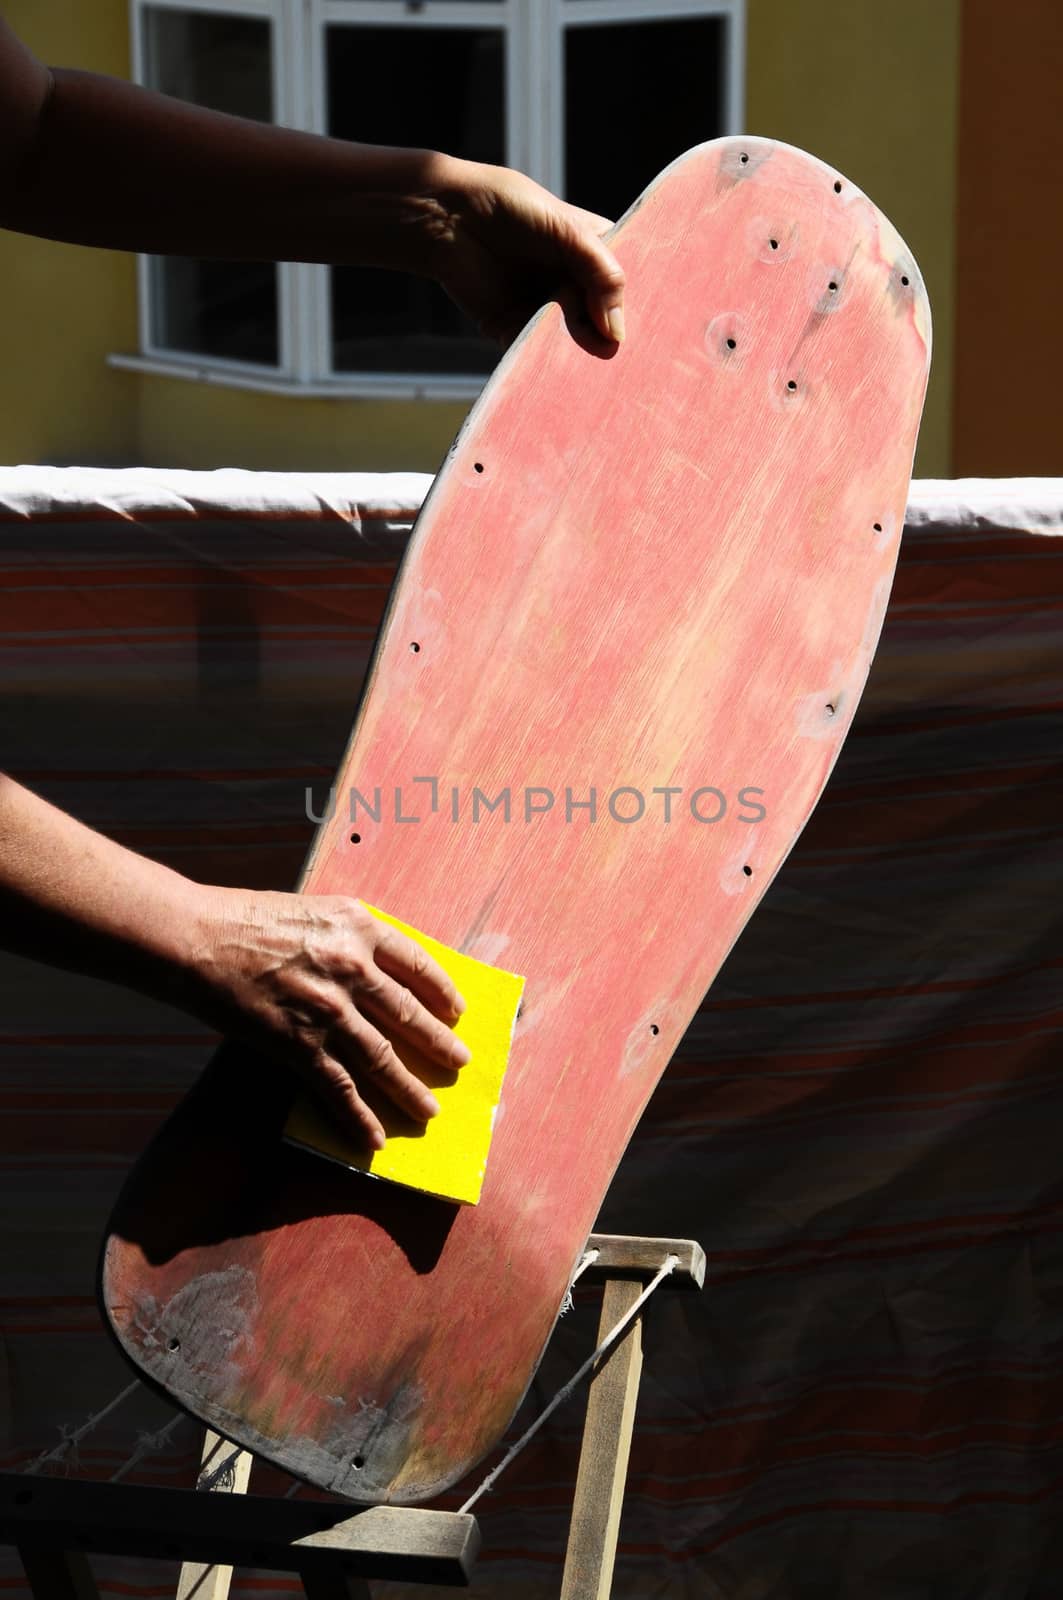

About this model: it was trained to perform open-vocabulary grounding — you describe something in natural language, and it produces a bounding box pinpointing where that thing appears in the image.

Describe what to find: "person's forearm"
[0,772,205,1002]
[0,773,469,1143]
[0,17,625,349]
[4,62,463,271]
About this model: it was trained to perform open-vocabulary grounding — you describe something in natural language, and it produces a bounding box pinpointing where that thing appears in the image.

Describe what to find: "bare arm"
[0,16,625,348]
[0,774,470,1149]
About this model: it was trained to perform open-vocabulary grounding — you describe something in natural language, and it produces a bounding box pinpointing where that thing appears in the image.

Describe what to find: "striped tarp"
[1,470,1061,1597]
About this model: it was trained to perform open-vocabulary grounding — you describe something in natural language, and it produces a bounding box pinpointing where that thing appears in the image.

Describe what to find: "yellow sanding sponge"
[283,903,525,1205]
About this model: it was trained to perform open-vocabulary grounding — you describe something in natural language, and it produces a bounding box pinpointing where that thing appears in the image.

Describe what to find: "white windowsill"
[106,352,488,404]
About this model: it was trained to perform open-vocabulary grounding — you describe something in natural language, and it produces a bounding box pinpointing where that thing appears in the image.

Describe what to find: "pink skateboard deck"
[100,137,930,1504]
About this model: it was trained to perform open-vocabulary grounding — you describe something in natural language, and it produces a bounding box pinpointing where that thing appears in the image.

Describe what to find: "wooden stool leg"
[559,1278,645,1600]
[176,1431,253,1600]
[19,1547,100,1600]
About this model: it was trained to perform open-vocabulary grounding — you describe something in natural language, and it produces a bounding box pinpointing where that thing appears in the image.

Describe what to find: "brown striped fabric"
[1,470,1061,1597]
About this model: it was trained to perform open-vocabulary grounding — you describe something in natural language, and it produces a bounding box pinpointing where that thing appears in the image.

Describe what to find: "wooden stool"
[3,1234,705,1600]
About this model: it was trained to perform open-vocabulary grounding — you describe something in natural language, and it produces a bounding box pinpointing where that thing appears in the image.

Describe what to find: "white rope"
[24,1378,183,1486]
[23,1379,143,1476]
[459,1253,679,1514]
[559,1247,600,1315]
[109,1412,184,1483]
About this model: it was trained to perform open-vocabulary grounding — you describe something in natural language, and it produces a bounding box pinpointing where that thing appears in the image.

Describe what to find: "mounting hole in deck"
[834,180,843,193]
[769,238,779,250]
[409,641,421,653]
[826,703,836,716]
[873,522,883,533]
[787,380,797,391]
[473,462,484,474]
[350,832,361,845]
[726,337,737,350]
[352,1455,366,1470]
[740,152,749,164]
[828,281,838,292]
[742,865,753,877]
[167,1338,180,1353]
[901,275,910,286]
[650,1024,660,1036]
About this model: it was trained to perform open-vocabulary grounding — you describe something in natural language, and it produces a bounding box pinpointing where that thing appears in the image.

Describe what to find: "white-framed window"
[116,0,745,400]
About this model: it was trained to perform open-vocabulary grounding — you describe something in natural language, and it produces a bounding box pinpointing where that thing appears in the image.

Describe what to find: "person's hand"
[422,157,626,357]
[180,887,469,1149]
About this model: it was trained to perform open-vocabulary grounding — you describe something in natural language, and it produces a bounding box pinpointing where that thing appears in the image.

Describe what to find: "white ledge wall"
[1,470,1061,540]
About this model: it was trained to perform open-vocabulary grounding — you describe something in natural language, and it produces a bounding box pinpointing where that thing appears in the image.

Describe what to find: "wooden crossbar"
[3,1477,478,1587]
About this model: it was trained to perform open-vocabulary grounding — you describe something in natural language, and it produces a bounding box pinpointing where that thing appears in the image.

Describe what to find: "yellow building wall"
[746,0,960,476]
[1,1,959,475]
[1,1,138,466]
[133,378,469,475]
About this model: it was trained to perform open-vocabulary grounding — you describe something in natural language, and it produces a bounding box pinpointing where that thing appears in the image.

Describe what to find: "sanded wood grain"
[100,136,930,1503]
[560,1279,645,1600]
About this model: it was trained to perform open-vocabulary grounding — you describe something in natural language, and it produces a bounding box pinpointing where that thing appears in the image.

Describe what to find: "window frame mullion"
[516,0,562,192]
[305,0,333,385]
[285,0,323,385]
[275,0,300,378]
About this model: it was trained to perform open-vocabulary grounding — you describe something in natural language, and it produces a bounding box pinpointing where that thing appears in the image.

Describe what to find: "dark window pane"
[143,8,279,367]
[143,8,272,119]
[328,25,505,376]
[150,257,280,366]
[565,18,724,222]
